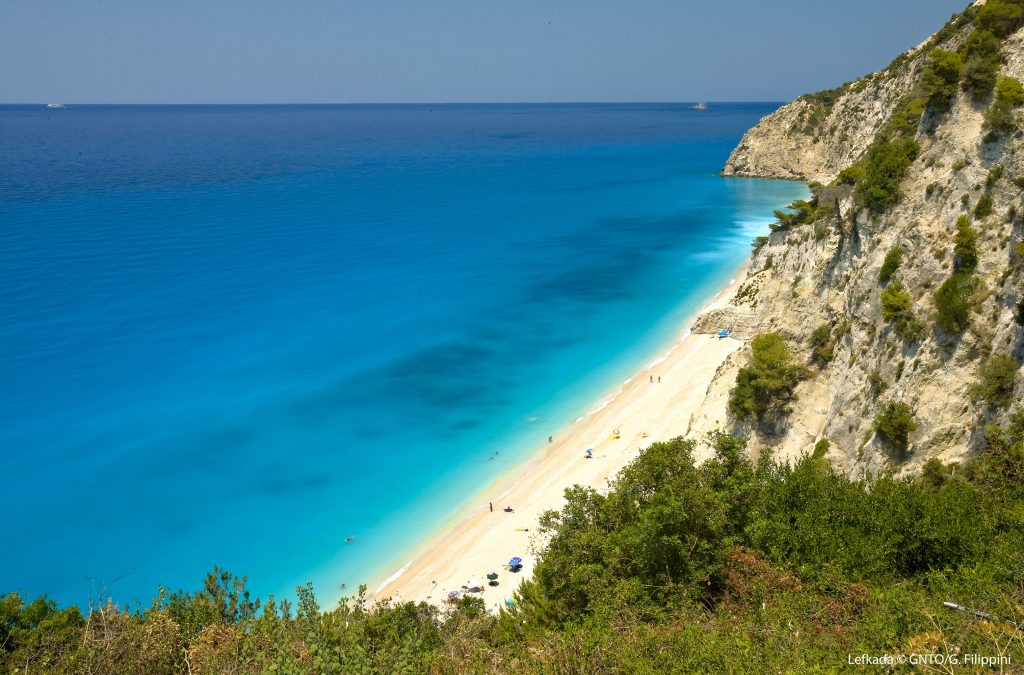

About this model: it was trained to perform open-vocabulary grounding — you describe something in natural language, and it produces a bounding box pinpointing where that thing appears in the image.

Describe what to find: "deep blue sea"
[0,103,807,608]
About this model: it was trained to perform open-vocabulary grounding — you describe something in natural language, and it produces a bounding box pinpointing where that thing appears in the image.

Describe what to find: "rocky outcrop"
[692,5,1024,477]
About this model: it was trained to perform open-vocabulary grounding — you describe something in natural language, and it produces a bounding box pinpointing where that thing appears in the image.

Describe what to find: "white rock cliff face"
[690,13,1024,477]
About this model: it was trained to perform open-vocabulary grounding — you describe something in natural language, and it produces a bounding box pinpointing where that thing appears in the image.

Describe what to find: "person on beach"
[489,502,493,512]
[548,435,553,443]
[504,506,514,512]
[649,375,653,383]
[657,376,661,383]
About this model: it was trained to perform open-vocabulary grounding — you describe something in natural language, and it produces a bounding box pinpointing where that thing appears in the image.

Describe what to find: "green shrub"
[953,215,980,272]
[975,0,1024,38]
[836,164,864,185]
[984,76,1024,136]
[987,164,1005,187]
[729,333,807,423]
[998,76,1024,105]
[920,457,954,489]
[808,324,835,365]
[868,369,888,397]
[878,245,902,283]
[854,136,919,210]
[880,283,913,322]
[770,198,834,232]
[933,272,982,333]
[960,29,1002,100]
[880,283,926,341]
[874,401,918,452]
[974,193,994,219]
[920,49,963,111]
[812,438,830,458]
[971,354,1020,407]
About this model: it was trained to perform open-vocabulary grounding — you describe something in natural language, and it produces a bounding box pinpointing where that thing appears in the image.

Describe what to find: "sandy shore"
[371,266,749,611]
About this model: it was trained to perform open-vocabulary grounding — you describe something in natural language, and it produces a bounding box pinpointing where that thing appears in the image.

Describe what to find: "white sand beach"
[371,267,749,611]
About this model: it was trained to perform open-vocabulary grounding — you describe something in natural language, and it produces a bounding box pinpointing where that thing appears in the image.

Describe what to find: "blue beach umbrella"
[508,557,522,566]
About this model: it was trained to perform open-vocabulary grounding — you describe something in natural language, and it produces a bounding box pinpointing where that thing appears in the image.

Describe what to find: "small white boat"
[690,102,708,110]
[46,103,65,109]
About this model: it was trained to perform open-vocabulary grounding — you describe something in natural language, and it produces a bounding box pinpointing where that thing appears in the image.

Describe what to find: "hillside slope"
[691,2,1024,477]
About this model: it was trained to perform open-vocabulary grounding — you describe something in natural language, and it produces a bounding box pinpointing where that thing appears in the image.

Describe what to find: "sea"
[0,103,808,608]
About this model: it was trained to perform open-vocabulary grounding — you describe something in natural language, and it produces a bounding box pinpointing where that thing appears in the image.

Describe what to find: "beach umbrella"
[508,557,522,566]
[486,572,499,580]
[468,577,481,589]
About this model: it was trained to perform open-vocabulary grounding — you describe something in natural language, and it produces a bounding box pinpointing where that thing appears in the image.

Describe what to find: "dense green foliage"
[971,354,1021,408]
[920,48,963,111]
[874,401,918,452]
[984,75,1024,136]
[878,245,903,283]
[853,136,919,211]
[879,282,925,341]
[728,333,808,424]
[975,0,1024,39]
[5,427,1024,673]
[961,28,1003,99]
[954,214,980,272]
[933,272,983,334]
[836,163,864,185]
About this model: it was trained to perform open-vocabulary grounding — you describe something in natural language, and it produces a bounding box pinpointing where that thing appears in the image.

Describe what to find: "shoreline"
[367,258,752,610]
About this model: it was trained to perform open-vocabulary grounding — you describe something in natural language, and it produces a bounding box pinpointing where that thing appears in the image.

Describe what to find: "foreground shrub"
[5,426,1024,672]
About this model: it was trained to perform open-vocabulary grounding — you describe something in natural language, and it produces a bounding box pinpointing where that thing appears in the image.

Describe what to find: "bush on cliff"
[971,354,1020,408]
[960,29,1002,100]
[920,48,963,111]
[770,198,834,232]
[880,283,925,341]
[984,76,1024,136]
[934,272,983,334]
[854,136,919,211]
[808,324,836,365]
[878,245,902,283]
[954,214,980,271]
[728,333,808,423]
[975,0,1024,39]
[874,401,918,452]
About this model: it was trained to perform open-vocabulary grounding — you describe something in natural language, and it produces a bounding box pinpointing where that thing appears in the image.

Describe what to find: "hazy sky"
[2,0,967,104]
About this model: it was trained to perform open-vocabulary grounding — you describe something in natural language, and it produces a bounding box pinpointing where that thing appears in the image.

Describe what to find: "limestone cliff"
[690,2,1024,477]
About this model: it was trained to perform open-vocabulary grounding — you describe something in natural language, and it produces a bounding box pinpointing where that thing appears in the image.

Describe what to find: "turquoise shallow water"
[0,103,807,606]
